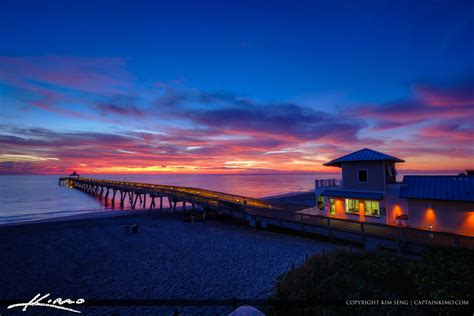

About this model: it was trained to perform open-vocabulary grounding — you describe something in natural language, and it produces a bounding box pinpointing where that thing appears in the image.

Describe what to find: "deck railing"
[315,178,340,188]
[252,208,474,250]
[60,177,306,212]
[60,177,474,250]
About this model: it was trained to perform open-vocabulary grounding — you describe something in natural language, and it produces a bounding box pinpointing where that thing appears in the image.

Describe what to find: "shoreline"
[0,191,316,228]
[0,209,164,228]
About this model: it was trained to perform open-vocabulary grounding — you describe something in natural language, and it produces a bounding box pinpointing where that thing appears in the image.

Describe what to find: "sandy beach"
[0,207,340,315]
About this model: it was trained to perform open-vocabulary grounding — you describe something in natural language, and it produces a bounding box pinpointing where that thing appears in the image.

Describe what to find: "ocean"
[0,173,331,224]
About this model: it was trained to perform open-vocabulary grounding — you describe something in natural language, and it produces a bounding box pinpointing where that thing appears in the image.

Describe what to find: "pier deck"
[59,177,474,252]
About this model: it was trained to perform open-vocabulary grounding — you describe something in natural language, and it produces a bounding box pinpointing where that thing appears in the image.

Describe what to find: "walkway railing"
[60,177,307,212]
[60,177,474,250]
[251,207,474,249]
[315,178,340,188]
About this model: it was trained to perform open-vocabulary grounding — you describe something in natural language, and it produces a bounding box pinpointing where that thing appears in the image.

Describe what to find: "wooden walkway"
[59,177,474,251]
[58,177,306,213]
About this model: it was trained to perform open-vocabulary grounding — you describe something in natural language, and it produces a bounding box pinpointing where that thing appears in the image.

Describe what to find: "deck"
[59,177,474,252]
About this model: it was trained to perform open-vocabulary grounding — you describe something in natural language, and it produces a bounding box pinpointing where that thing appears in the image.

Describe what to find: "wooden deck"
[58,177,307,212]
[59,177,474,251]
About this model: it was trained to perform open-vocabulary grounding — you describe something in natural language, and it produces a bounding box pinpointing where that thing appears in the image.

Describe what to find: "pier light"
[423,206,436,229]
[425,207,435,220]
[358,201,365,213]
[463,212,474,233]
[393,204,405,220]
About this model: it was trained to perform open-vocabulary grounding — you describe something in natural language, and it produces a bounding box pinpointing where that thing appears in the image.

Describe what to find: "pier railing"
[250,207,474,250]
[59,177,307,212]
[60,177,474,250]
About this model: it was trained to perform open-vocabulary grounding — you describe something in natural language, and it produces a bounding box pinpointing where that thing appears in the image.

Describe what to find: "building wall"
[341,161,385,191]
[406,199,474,237]
[385,183,410,227]
[316,181,474,237]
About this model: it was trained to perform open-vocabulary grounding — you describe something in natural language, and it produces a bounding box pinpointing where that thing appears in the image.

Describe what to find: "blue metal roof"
[320,189,384,200]
[399,176,474,202]
[323,148,404,167]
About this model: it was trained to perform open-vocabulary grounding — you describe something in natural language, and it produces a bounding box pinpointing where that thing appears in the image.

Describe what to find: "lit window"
[329,198,336,215]
[358,169,368,183]
[345,199,359,214]
[317,196,324,210]
[364,200,380,217]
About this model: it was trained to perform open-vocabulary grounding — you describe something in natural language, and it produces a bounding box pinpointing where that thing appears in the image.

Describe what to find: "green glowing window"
[364,200,380,217]
[317,196,324,210]
[345,199,359,214]
[329,198,336,215]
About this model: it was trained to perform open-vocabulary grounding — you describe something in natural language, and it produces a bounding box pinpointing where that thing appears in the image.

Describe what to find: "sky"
[0,0,473,174]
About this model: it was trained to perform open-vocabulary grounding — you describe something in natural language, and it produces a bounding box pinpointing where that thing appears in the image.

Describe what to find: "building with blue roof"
[303,148,474,237]
[400,176,474,202]
[323,148,405,167]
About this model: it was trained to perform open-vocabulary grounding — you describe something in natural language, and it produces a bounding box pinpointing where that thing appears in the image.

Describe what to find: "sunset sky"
[0,0,473,174]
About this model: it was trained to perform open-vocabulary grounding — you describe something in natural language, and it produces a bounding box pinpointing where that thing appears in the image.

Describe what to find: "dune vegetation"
[267,247,474,315]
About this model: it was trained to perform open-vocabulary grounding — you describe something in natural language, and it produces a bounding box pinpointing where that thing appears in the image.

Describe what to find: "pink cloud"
[0,55,132,94]
[0,55,472,174]
[419,119,474,140]
[0,55,140,121]
[413,81,474,107]
[355,79,474,130]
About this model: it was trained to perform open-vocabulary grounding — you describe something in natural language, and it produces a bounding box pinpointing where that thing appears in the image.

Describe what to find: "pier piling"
[58,176,474,252]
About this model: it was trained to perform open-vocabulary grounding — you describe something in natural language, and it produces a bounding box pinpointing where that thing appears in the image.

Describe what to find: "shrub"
[267,248,474,315]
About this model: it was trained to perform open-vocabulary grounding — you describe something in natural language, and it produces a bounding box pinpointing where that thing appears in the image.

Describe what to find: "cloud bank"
[0,55,472,174]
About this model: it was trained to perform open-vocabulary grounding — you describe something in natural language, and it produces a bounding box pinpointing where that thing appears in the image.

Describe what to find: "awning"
[320,189,384,200]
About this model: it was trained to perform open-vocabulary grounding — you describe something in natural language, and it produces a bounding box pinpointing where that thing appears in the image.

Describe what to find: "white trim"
[357,169,368,183]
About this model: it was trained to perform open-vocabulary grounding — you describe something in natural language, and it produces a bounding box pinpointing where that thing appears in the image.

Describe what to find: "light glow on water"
[0,173,335,224]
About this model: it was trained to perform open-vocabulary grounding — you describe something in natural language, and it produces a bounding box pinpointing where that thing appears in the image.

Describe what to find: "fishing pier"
[58,176,300,213]
[59,177,474,252]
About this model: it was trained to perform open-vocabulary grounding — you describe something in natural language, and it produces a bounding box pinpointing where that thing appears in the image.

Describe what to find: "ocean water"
[0,173,332,224]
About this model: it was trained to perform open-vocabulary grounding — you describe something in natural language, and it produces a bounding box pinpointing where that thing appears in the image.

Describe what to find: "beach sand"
[0,204,339,315]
